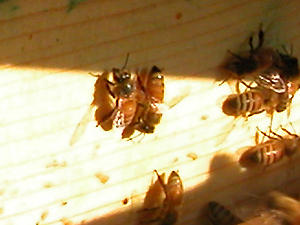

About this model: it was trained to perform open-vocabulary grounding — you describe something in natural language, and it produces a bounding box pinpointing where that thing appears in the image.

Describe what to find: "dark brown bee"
[207,201,243,225]
[222,86,278,118]
[238,127,300,168]
[265,191,300,225]
[222,25,279,84]
[140,170,183,225]
[276,47,300,81]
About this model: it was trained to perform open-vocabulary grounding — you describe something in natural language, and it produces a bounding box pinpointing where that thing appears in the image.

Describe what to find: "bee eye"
[123,72,131,79]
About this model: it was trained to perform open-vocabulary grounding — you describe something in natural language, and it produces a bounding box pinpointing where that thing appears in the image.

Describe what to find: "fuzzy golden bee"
[122,66,164,139]
[139,170,183,225]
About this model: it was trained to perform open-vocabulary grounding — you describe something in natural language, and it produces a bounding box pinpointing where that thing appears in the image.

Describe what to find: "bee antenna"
[290,44,293,55]
[122,53,130,70]
[89,72,100,77]
[227,50,242,60]
[281,45,288,55]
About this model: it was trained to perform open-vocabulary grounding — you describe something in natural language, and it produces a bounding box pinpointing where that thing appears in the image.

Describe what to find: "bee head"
[112,68,132,83]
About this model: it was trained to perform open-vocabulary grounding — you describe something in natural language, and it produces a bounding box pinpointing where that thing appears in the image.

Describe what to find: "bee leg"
[235,81,241,93]
[257,127,278,140]
[240,80,253,90]
[219,77,229,86]
[248,109,264,117]
[227,50,243,60]
[269,113,273,136]
[103,80,116,98]
[255,128,261,144]
[280,126,298,138]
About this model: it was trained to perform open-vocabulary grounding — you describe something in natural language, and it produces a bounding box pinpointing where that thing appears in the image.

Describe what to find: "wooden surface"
[1,0,300,225]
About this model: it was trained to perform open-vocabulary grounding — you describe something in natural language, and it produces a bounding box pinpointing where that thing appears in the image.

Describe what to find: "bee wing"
[214,119,237,147]
[256,71,286,93]
[165,85,190,109]
[69,104,94,146]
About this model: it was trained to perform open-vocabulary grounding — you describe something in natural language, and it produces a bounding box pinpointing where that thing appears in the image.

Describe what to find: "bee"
[92,71,115,131]
[140,170,183,225]
[69,55,140,145]
[265,191,300,225]
[153,170,183,225]
[254,68,299,114]
[275,81,298,114]
[139,172,166,224]
[276,47,300,81]
[222,85,279,118]
[144,66,164,103]
[122,66,164,139]
[207,201,243,225]
[69,71,115,145]
[238,126,300,168]
[104,58,140,128]
[222,25,279,85]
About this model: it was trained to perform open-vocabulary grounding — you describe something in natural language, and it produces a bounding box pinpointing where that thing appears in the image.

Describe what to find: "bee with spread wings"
[70,55,139,145]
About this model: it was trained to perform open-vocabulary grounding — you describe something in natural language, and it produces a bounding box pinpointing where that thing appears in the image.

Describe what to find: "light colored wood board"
[0,1,300,225]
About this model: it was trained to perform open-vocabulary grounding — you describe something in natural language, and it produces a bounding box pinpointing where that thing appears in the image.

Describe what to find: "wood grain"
[0,0,300,225]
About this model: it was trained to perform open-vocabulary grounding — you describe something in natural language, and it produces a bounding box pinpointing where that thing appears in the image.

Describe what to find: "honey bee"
[140,170,183,225]
[144,66,164,103]
[275,81,298,114]
[70,55,140,145]
[254,68,299,114]
[139,172,166,224]
[222,25,279,84]
[207,201,243,225]
[265,191,300,225]
[276,47,300,81]
[69,71,115,145]
[122,66,164,139]
[105,63,139,128]
[159,170,183,225]
[238,127,300,168]
[222,85,278,118]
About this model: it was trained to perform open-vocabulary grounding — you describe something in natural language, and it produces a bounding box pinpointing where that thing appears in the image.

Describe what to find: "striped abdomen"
[239,140,285,168]
[207,201,243,225]
[222,91,264,117]
[147,66,164,103]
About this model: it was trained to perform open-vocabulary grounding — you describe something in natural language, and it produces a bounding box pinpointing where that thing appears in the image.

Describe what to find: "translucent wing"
[256,70,286,93]
[69,105,94,146]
